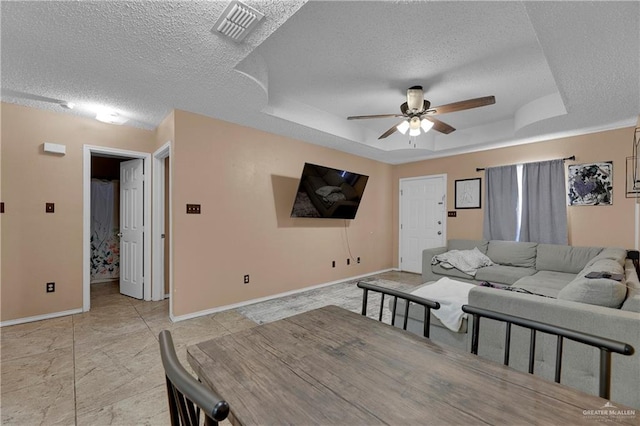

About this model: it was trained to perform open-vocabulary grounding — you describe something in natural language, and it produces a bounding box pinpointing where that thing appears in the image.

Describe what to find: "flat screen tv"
[290,163,369,219]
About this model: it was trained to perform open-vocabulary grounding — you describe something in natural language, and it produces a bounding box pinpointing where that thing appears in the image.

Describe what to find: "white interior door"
[399,175,446,273]
[120,159,144,299]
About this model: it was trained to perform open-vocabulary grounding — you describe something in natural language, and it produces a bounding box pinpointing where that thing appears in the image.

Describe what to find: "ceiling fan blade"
[347,113,404,120]
[426,96,495,115]
[1,88,65,105]
[425,117,456,134]
[378,121,405,139]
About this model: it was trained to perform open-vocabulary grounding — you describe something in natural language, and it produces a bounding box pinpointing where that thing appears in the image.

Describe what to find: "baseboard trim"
[0,308,83,327]
[170,268,394,323]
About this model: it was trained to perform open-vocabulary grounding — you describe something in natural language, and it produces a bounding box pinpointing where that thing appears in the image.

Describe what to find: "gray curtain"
[483,165,518,241]
[520,159,568,244]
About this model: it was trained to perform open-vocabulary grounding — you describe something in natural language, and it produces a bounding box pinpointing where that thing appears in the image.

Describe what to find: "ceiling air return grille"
[213,1,264,42]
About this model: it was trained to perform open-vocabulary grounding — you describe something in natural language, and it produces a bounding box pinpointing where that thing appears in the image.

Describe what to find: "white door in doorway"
[120,159,144,299]
[399,175,446,273]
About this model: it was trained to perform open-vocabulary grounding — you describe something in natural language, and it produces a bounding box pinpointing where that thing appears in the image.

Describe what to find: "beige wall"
[171,110,394,316]
[393,126,637,265]
[2,101,634,322]
[1,103,156,321]
[155,110,175,151]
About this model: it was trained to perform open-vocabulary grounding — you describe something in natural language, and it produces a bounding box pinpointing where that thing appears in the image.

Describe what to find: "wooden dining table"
[187,305,636,425]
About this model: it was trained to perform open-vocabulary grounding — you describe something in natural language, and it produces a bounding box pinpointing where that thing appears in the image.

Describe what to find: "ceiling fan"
[347,86,495,139]
[1,88,76,109]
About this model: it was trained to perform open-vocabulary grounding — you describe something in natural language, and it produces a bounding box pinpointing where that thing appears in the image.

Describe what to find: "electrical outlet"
[332,260,336,268]
[46,282,55,293]
[357,257,361,263]
[46,203,55,213]
[243,274,250,284]
[347,258,350,265]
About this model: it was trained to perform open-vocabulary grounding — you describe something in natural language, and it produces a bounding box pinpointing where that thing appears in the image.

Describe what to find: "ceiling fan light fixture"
[421,118,434,132]
[396,120,410,134]
[409,116,421,129]
[409,127,421,137]
[407,86,424,111]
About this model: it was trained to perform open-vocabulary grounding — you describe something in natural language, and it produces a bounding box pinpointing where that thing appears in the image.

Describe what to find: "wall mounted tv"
[290,163,369,219]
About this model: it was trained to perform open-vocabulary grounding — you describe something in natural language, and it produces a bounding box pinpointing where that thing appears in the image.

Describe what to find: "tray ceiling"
[2,1,638,164]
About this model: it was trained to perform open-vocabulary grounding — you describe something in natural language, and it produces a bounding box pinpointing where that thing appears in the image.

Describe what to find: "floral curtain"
[90,179,120,282]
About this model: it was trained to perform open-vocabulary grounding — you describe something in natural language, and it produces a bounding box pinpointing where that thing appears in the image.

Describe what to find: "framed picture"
[626,156,640,198]
[455,178,481,209]
[567,161,613,206]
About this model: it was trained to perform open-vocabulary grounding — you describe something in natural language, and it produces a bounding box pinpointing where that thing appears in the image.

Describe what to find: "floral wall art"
[567,161,613,206]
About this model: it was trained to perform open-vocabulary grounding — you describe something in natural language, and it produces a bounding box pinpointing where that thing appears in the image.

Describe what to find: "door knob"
[117,233,123,238]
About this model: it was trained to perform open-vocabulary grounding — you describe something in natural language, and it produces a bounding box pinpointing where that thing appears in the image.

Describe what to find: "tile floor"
[0,271,422,425]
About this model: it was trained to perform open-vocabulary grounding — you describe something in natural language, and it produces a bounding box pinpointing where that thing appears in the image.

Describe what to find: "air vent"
[213,1,264,42]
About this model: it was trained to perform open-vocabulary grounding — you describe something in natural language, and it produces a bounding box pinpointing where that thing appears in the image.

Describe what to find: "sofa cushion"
[487,241,538,268]
[448,239,489,254]
[558,258,627,308]
[513,271,577,298]
[536,244,602,274]
[475,265,537,285]
[585,247,627,268]
[431,264,475,281]
[621,259,640,312]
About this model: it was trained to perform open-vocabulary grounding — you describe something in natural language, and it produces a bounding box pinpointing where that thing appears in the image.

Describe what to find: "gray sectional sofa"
[395,239,640,408]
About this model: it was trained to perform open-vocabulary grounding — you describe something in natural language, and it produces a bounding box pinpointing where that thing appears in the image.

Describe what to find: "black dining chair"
[158,330,230,426]
[357,281,440,338]
[461,304,634,400]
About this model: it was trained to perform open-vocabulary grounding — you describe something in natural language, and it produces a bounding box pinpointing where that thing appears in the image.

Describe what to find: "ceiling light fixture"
[95,110,128,125]
[59,101,74,110]
[213,0,264,42]
[396,120,410,135]
[421,118,434,132]
[396,116,435,137]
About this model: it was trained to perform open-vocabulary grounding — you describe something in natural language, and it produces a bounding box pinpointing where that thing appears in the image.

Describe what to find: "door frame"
[83,145,152,311]
[398,174,447,271]
[152,141,171,305]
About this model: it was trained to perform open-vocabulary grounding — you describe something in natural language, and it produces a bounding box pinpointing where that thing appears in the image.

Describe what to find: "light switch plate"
[186,204,201,214]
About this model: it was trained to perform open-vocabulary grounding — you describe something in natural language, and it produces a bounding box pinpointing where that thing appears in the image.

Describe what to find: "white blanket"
[411,277,475,332]
[431,247,493,276]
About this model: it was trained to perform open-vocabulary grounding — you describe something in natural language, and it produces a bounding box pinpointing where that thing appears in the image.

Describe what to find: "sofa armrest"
[422,247,447,283]
[468,286,640,408]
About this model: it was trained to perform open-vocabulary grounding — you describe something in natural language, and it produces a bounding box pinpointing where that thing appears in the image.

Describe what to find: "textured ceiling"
[2,1,638,164]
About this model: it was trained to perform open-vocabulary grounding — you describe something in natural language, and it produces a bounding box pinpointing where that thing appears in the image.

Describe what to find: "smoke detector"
[213,1,264,42]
